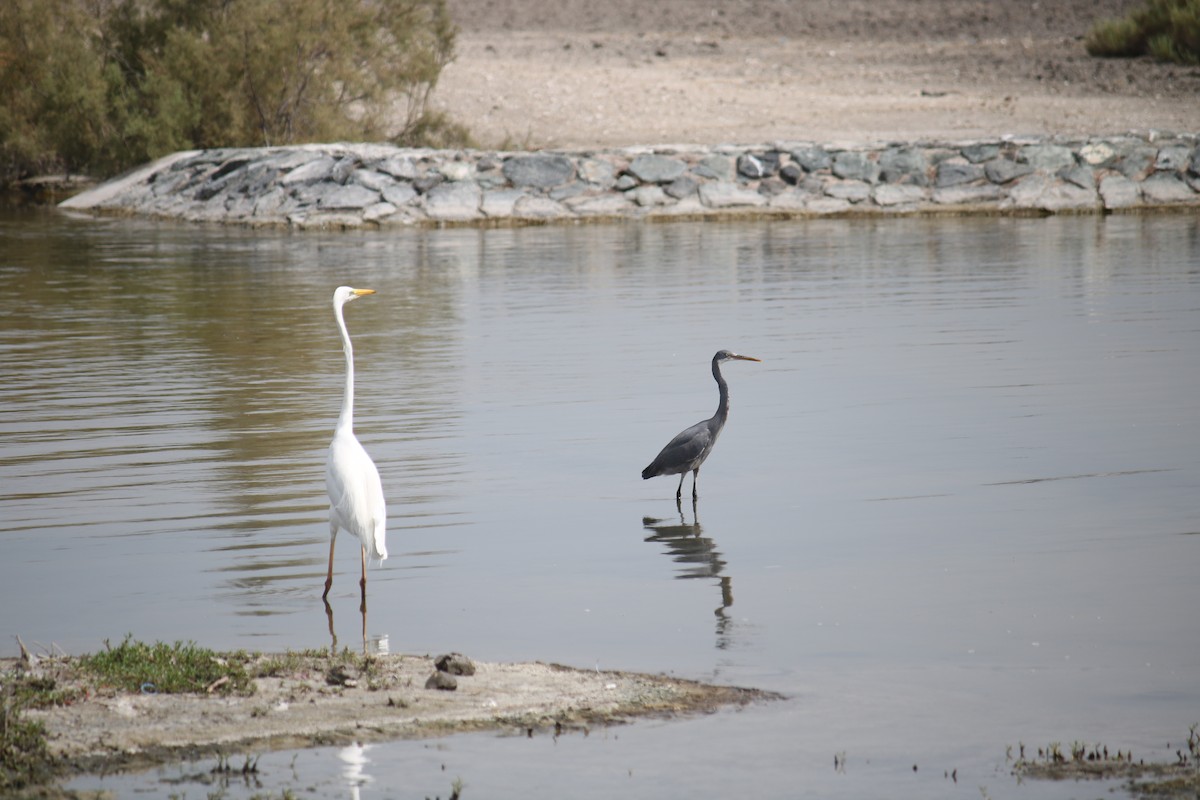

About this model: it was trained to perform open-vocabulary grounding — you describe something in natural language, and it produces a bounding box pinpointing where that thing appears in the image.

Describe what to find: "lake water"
[1,207,1198,798]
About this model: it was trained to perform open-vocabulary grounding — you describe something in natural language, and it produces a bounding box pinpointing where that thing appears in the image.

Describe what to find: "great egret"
[324,286,387,606]
[642,350,762,500]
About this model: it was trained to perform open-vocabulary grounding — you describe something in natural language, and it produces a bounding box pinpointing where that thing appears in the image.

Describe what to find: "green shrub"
[1148,0,1200,63]
[1086,0,1200,64]
[1085,15,1147,56]
[0,0,460,185]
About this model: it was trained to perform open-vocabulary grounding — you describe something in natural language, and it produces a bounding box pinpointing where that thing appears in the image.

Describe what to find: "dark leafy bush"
[1086,0,1200,64]
[0,0,461,185]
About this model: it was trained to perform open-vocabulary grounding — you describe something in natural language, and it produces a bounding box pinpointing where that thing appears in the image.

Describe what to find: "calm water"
[1,208,1198,798]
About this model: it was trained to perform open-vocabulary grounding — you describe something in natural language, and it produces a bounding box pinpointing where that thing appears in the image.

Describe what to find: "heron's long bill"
[732,354,762,362]
[352,288,376,297]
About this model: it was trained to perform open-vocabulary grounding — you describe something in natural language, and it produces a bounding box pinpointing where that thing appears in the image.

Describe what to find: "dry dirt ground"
[9,652,773,779]
[433,0,1200,149]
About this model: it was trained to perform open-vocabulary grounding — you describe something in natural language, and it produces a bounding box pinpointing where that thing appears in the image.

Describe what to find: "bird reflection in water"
[337,741,373,800]
[323,597,388,656]
[642,499,736,649]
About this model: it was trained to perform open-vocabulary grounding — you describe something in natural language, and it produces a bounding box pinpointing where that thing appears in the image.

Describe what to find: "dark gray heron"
[641,350,761,500]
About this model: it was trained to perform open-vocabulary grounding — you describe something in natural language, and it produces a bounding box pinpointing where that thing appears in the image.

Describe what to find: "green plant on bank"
[77,635,253,695]
[1086,0,1200,64]
[2,639,391,791]
[0,682,53,791]
[0,0,467,187]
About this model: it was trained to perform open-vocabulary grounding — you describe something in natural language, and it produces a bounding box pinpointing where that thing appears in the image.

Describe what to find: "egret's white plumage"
[323,286,386,603]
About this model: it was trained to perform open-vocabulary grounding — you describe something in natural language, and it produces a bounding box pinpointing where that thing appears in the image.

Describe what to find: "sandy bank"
[8,651,776,779]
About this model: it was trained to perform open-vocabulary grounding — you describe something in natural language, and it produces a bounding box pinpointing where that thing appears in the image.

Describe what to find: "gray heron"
[642,350,761,500]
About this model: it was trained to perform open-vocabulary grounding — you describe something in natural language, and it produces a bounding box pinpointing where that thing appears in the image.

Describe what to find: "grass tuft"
[77,635,251,696]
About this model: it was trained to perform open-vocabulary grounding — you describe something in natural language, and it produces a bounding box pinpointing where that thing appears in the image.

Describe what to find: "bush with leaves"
[1086,0,1200,64]
[0,0,463,186]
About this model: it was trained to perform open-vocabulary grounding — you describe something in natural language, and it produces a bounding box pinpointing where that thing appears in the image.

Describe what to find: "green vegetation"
[0,681,53,791]
[1086,0,1200,64]
[0,638,388,790]
[0,637,321,789]
[77,635,252,695]
[0,0,465,187]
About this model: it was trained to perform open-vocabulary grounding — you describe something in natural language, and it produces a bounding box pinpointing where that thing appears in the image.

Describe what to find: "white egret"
[324,286,387,606]
[642,350,762,500]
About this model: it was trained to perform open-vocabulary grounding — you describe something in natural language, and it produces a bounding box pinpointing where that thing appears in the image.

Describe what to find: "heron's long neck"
[712,358,730,422]
[335,304,355,433]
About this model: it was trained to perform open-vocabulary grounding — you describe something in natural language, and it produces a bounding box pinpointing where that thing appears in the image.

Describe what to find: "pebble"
[59,134,1200,227]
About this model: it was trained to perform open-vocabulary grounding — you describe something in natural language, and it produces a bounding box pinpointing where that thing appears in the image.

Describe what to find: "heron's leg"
[692,467,700,500]
[675,473,685,500]
[322,523,337,599]
[359,544,368,613]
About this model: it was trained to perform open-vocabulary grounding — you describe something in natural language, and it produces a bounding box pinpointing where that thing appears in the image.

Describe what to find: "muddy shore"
[7,652,775,780]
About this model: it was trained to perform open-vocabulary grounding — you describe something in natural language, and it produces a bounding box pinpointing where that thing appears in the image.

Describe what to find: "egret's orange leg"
[359,545,368,613]
[322,525,337,599]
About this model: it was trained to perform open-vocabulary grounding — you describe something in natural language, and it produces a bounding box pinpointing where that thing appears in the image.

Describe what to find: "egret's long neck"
[335,303,355,434]
[712,357,730,422]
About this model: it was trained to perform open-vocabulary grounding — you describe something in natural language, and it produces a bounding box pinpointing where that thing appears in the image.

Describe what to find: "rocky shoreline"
[60,134,1200,228]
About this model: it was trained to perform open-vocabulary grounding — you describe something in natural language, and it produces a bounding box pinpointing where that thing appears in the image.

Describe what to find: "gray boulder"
[318,184,381,210]
[629,154,688,183]
[790,145,832,172]
[832,152,880,183]
[879,147,929,185]
[503,154,575,188]
[1019,144,1076,172]
[1140,173,1196,204]
[985,159,1035,184]
[936,161,985,187]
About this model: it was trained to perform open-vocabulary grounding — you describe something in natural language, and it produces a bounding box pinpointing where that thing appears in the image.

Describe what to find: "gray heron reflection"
[642,501,736,649]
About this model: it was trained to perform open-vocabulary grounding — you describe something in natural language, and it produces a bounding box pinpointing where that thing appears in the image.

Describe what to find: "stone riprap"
[59,135,1200,228]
